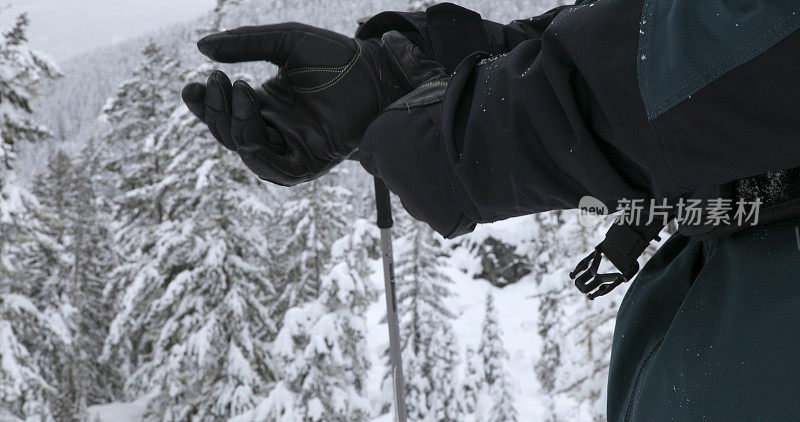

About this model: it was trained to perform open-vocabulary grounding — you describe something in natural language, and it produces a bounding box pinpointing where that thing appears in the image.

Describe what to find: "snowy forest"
[0,0,669,421]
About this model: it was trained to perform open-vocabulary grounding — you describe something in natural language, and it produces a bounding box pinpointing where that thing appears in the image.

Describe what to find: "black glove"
[182,23,444,186]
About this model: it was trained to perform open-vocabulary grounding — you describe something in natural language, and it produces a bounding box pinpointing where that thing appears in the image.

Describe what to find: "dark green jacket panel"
[606,234,701,421]
[639,0,800,119]
[609,217,800,421]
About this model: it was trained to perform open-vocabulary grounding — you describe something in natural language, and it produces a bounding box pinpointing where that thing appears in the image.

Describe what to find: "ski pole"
[374,177,407,422]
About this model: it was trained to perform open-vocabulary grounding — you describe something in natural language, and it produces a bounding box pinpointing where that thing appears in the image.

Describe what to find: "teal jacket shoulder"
[639,0,800,119]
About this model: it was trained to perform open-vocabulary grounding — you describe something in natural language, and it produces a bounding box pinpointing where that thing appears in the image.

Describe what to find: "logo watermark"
[577,196,762,228]
[578,196,610,228]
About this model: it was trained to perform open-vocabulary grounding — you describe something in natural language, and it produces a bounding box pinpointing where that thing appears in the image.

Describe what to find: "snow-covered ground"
[87,398,149,422]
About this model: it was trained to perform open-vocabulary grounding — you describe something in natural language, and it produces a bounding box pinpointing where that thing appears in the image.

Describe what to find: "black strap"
[374,177,394,229]
[681,167,800,240]
[356,3,499,73]
[570,215,668,299]
[425,3,496,73]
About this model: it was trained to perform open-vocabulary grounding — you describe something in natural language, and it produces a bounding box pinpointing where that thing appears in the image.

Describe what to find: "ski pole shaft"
[374,177,407,422]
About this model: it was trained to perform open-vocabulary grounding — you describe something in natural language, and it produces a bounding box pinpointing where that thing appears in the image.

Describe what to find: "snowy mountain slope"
[0,0,217,61]
[24,0,571,186]
[31,0,569,145]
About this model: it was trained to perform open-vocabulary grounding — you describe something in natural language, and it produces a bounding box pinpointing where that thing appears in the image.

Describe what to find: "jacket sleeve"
[359,0,800,238]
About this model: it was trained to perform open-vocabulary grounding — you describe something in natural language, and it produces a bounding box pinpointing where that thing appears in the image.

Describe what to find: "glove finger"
[230,80,304,183]
[204,70,237,151]
[198,24,293,65]
[181,82,206,121]
[197,23,349,66]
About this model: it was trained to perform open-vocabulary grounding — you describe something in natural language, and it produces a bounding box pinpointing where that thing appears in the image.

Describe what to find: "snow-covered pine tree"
[478,293,507,388]
[272,172,353,315]
[99,39,180,229]
[529,212,620,421]
[0,11,59,193]
[403,334,432,421]
[99,40,181,380]
[534,290,562,399]
[113,80,278,420]
[527,212,571,420]
[258,221,377,421]
[108,3,275,419]
[462,346,481,414]
[6,147,119,419]
[427,321,463,421]
[0,8,60,293]
[0,297,58,422]
[100,40,180,146]
[389,220,460,420]
[202,0,242,35]
[477,292,517,422]
[6,151,82,420]
[0,10,62,421]
[13,151,72,309]
[487,375,518,422]
[68,141,122,406]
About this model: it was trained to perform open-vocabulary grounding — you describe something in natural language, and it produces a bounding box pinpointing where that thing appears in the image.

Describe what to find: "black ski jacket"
[357,0,800,238]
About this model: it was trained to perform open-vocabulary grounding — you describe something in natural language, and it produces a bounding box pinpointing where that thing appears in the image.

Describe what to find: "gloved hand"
[182,23,444,186]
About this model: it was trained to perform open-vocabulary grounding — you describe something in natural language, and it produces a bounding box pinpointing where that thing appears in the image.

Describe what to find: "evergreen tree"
[115,94,278,421]
[534,293,562,395]
[106,5,277,420]
[101,40,180,146]
[0,296,58,421]
[263,225,376,421]
[462,346,481,414]
[477,293,517,422]
[488,376,518,422]
[99,40,181,381]
[272,173,353,315]
[390,221,460,420]
[478,293,507,387]
[530,213,625,421]
[100,39,180,239]
[395,222,457,354]
[428,322,463,421]
[69,142,122,405]
[403,345,431,421]
[0,11,59,192]
[10,152,79,420]
[0,8,60,310]
[14,151,72,309]
[0,11,61,421]
[7,149,119,419]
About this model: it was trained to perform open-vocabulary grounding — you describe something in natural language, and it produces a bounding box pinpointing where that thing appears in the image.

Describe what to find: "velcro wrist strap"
[356,3,499,73]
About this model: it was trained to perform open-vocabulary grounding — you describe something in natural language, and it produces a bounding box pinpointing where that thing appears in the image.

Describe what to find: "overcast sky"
[1,0,217,61]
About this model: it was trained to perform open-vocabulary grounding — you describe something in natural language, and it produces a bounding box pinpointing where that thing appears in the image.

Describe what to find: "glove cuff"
[356,3,504,74]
